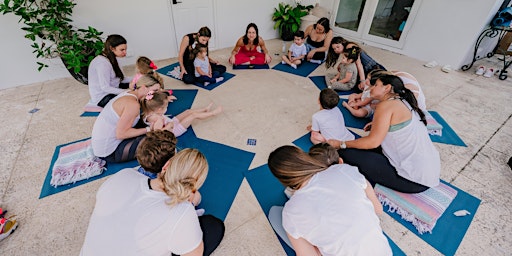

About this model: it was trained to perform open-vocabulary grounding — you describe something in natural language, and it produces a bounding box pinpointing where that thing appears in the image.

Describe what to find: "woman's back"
[381,100,440,188]
[283,165,391,256]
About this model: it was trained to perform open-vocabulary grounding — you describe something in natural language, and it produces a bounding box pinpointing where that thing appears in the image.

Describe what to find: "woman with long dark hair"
[328,73,440,193]
[229,23,272,65]
[88,34,131,107]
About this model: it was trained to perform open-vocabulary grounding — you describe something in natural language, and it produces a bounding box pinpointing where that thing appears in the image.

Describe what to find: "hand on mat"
[168,95,177,102]
[265,53,272,64]
[180,68,187,79]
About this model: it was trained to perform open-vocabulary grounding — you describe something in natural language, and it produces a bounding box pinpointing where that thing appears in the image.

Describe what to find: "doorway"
[333,0,421,48]
[168,0,216,51]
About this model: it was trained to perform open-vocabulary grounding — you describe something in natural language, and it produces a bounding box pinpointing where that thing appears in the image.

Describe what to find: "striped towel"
[50,139,106,187]
[426,111,443,136]
[375,183,457,234]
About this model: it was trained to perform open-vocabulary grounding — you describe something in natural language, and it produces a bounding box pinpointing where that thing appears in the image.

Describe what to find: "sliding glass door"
[333,0,421,48]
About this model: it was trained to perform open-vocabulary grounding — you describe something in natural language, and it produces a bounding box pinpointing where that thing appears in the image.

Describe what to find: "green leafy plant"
[272,2,313,41]
[0,0,104,84]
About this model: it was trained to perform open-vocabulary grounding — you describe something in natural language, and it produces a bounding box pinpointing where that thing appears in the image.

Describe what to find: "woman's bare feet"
[204,102,214,112]
[211,105,223,115]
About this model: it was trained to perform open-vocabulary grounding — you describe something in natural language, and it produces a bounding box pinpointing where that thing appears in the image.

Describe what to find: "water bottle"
[282,42,286,53]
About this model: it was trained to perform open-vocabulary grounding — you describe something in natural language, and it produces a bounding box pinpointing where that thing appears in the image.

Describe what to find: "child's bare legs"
[342,101,369,118]
[310,131,327,144]
[175,103,222,128]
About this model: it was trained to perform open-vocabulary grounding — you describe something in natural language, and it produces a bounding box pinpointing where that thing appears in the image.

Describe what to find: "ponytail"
[268,145,327,190]
[380,75,427,125]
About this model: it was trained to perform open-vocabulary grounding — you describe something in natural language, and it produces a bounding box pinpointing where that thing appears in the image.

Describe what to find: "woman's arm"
[328,101,392,149]
[259,37,272,63]
[115,99,148,140]
[178,35,190,78]
[93,60,126,95]
[320,30,334,53]
[229,37,243,64]
[364,180,383,215]
[287,235,322,256]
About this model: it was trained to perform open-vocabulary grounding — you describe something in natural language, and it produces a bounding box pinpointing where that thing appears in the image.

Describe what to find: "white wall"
[0,14,70,90]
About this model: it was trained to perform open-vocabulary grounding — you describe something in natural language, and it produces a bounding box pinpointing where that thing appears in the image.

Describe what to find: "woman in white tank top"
[91,74,173,162]
[328,73,440,193]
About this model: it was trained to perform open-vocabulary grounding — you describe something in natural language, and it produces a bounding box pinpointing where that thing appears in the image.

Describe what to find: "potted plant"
[0,0,104,84]
[272,2,313,41]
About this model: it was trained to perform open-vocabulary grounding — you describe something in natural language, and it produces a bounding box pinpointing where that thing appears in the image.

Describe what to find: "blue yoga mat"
[245,164,404,256]
[309,76,358,96]
[337,99,372,130]
[194,138,255,221]
[39,137,138,199]
[80,111,100,117]
[232,64,270,70]
[384,180,480,256]
[428,111,466,147]
[165,89,198,117]
[157,63,235,91]
[272,61,320,77]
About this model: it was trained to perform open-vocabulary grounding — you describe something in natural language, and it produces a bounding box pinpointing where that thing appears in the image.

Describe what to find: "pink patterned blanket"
[375,182,457,234]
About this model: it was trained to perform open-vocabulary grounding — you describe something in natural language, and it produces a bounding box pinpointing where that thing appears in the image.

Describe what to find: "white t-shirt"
[91,91,140,157]
[289,43,307,58]
[80,169,202,256]
[88,55,130,105]
[282,165,392,256]
[381,101,440,187]
[311,107,355,141]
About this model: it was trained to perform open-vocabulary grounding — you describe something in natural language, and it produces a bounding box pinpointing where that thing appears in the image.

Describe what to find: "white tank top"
[381,100,440,187]
[91,91,140,157]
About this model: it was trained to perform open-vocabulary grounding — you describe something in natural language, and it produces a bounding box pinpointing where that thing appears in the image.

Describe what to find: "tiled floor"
[1,39,511,255]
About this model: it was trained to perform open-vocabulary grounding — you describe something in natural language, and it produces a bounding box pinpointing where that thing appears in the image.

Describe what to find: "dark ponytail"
[102,34,127,80]
[380,75,427,125]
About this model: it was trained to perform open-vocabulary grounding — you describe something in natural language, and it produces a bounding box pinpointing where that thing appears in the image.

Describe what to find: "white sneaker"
[291,64,297,69]
[475,66,486,76]
[424,60,438,68]
[215,77,224,83]
[441,65,452,73]
[483,68,495,78]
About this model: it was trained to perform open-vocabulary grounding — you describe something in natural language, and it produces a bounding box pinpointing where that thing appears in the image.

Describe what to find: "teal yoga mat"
[383,180,480,256]
[245,164,404,256]
[80,111,100,117]
[428,111,466,147]
[309,76,358,96]
[272,61,320,77]
[157,63,235,91]
[39,137,138,199]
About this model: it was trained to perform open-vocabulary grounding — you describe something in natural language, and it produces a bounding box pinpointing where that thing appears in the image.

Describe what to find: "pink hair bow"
[149,61,158,70]
[146,90,154,100]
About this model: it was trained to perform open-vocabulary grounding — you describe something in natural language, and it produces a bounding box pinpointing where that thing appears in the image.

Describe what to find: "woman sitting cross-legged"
[229,23,272,66]
[267,145,392,256]
[328,73,440,193]
[81,144,225,256]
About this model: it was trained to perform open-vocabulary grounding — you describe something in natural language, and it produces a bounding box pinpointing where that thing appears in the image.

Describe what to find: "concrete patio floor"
[0,39,511,255]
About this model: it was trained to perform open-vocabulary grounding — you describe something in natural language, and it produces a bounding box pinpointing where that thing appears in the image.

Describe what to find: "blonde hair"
[268,145,327,190]
[161,148,208,206]
[135,73,164,90]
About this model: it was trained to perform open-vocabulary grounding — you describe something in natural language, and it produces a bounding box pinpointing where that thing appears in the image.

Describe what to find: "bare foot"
[204,102,214,112]
[342,101,351,109]
[211,106,223,115]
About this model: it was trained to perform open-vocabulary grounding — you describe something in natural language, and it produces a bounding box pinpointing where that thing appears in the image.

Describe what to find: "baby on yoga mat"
[140,90,222,137]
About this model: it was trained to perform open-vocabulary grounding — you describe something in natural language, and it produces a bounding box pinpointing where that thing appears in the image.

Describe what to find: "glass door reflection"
[368,0,415,41]
[335,0,367,32]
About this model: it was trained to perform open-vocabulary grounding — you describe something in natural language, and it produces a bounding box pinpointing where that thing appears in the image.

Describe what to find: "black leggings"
[172,215,225,256]
[103,135,146,163]
[338,148,429,193]
[182,62,226,85]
